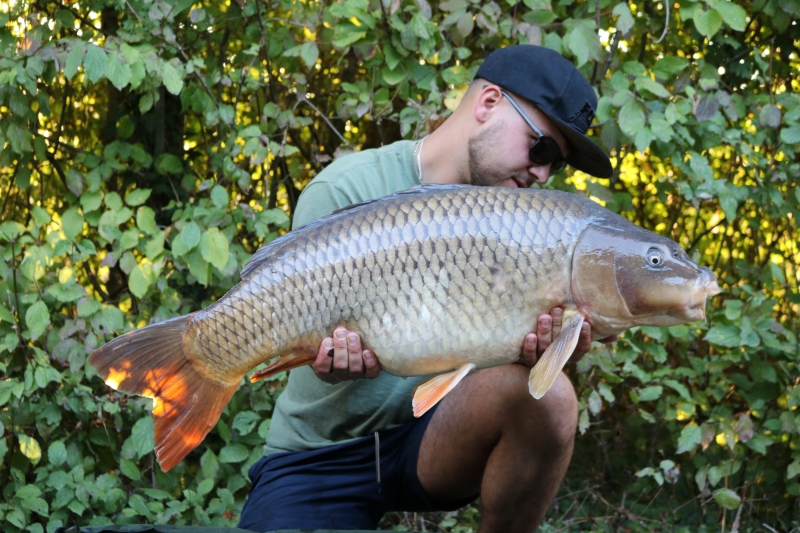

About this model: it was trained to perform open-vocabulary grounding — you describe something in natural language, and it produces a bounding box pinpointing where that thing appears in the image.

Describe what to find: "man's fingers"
[570,322,592,363]
[363,350,381,379]
[312,338,334,374]
[519,333,538,367]
[536,314,553,355]
[550,307,563,340]
[331,328,350,380]
[348,332,364,376]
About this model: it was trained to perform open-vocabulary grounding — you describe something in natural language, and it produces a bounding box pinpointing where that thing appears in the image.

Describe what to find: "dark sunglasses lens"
[528,137,563,164]
[549,159,567,176]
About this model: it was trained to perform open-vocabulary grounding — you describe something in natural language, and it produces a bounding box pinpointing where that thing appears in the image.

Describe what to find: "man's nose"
[528,164,550,184]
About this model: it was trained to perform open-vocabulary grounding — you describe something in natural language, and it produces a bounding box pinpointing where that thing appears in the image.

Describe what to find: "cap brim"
[539,110,613,178]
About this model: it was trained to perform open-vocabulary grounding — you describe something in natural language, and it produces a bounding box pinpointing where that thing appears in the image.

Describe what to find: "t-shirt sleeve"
[291,181,353,230]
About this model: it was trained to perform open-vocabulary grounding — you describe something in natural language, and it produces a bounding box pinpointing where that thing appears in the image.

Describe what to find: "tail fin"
[88,314,238,472]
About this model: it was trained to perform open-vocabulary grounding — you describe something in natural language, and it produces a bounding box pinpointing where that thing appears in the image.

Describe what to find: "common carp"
[89,184,720,471]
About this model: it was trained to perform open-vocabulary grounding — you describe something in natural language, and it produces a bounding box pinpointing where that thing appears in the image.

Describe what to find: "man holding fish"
[239,45,617,532]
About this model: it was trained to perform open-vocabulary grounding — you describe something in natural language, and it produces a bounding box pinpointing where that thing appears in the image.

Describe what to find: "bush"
[0,0,798,531]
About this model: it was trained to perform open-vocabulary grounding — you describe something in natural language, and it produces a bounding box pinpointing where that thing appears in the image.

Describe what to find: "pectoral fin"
[528,309,584,399]
[412,363,476,418]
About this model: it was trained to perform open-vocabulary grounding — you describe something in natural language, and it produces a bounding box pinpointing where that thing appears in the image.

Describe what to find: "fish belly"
[185,188,593,379]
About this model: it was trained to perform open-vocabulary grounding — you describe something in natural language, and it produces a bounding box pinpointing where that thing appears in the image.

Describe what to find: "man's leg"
[416,365,578,533]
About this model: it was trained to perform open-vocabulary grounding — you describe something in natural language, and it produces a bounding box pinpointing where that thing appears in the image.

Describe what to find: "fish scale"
[89,184,720,471]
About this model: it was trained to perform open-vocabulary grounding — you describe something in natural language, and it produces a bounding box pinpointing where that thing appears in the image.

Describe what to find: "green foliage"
[1,0,799,530]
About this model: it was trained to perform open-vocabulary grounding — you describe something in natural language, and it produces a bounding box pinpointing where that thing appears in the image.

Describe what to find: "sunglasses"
[501,90,568,176]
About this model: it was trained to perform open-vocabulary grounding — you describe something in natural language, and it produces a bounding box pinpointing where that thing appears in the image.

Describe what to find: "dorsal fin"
[240,183,472,279]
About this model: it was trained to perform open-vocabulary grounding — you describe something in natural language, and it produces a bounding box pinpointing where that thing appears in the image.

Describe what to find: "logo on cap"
[569,102,595,133]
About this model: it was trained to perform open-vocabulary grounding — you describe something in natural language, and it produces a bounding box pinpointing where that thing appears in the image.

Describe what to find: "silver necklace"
[414,136,426,181]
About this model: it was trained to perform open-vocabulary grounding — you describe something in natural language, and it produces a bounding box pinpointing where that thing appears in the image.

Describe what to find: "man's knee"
[516,370,578,448]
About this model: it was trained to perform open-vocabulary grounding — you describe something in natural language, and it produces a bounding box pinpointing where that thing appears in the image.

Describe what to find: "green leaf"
[619,100,646,137]
[120,458,141,481]
[64,41,84,80]
[78,300,102,318]
[759,104,782,128]
[200,227,230,271]
[81,190,103,212]
[129,416,154,459]
[382,66,406,86]
[156,153,183,175]
[162,62,184,95]
[120,228,140,250]
[125,188,152,206]
[677,424,702,453]
[197,477,215,496]
[18,434,42,464]
[780,126,800,144]
[210,185,228,208]
[635,77,671,98]
[25,300,50,340]
[652,56,690,79]
[565,20,602,67]
[16,484,42,499]
[105,52,132,90]
[146,231,166,260]
[332,28,366,48]
[21,497,48,517]
[713,488,741,509]
[83,43,108,83]
[231,411,260,436]
[456,11,475,38]
[442,65,469,85]
[694,8,723,38]
[188,248,211,285]
[218,443,249,463]
[299,41,319,69]
[62,207,84,240]
[664,379,692,402]
[788,460,800,479]
[181,221,201,249]
[744,433,772,454]
[47,281,86,302]
[31,206,51,227]
[136,206,157,234]
[638,385,663,402]
[705,325,741,347]
[710,0,747,31]
[612,2,634,34]
[128,263,155,298]
[6,508,24,528]
[694,95,719,121]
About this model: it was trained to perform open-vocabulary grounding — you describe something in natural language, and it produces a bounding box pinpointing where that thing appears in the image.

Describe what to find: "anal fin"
[528,308,584,399]
[412,363,476,418]
[250,352,315,382]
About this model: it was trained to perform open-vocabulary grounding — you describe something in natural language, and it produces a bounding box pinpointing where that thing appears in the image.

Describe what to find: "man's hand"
[517,307,618,368]
[312,327,381,384]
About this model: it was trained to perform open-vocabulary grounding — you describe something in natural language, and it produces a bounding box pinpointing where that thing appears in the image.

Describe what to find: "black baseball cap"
[475,45,613,178]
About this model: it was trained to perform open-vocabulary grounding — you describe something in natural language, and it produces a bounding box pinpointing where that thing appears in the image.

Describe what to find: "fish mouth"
[669,270,721,322]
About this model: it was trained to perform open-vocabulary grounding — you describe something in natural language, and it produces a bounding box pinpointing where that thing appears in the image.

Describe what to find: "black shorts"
[237,405,477,532]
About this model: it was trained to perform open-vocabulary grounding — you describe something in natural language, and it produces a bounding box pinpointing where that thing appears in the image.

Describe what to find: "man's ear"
[474,84,503,124]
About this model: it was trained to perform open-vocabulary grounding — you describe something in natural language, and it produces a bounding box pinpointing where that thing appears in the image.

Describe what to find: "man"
[238,45,614,533]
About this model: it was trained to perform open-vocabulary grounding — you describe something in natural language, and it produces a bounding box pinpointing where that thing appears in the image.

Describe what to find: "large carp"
[89,184,720,471]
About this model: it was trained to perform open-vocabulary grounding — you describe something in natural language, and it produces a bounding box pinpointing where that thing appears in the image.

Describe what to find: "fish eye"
[647,247,664,268]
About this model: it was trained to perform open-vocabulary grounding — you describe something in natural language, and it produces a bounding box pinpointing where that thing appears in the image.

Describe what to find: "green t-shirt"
[264,140,425,456]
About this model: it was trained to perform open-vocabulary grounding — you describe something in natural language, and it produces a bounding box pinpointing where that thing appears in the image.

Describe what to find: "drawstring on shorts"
[374,431,382,493]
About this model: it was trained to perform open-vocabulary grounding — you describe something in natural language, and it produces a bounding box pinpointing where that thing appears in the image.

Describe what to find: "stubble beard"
[467,120,515,187]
